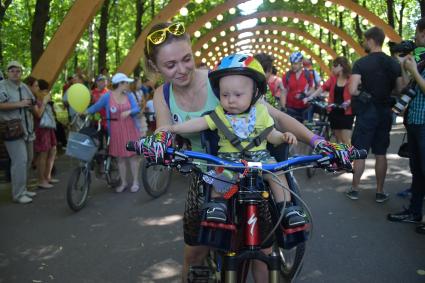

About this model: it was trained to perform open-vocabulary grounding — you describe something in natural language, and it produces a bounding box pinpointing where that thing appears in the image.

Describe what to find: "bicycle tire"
[141,158,172,198]
[105,156,121,187]
[66,166,91,211]
[276,242,306,280]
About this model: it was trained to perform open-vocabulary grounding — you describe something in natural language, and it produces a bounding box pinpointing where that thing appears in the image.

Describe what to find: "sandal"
[115,184,127,193]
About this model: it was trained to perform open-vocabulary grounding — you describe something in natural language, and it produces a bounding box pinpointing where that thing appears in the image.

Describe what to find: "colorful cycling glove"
[313,140,354,172]
[135,131,173,164]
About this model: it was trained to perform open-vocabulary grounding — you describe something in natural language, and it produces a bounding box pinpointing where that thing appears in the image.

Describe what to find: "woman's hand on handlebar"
[313,140,357,172]
[155,125,173,134]
[131,131,173,164]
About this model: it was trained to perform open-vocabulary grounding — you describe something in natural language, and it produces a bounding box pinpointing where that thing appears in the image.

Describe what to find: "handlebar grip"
[350,149,367,160]
[126,141,136,152]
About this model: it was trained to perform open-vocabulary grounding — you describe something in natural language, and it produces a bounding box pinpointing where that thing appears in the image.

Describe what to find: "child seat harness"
[208,110,273,156]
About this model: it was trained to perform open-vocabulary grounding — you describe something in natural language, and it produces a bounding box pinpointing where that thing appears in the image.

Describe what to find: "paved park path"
[0,122,424,283]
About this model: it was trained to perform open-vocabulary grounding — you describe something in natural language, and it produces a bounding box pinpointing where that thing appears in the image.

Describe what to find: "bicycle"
[65,116,120,211]
[126,138,366,282]
[303,98,347,178]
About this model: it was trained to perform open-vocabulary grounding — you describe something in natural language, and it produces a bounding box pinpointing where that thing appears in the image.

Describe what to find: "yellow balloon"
[67,83,91,113]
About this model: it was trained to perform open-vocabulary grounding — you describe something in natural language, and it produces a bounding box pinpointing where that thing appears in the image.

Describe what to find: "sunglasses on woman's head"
[146,22,185,55]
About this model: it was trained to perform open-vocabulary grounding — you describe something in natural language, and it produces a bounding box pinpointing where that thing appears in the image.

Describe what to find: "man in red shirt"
[91,75,109,129]
[280,51,314,122]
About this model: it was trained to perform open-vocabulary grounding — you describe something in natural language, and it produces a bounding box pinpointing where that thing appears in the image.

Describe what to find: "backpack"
[285,68,315,88]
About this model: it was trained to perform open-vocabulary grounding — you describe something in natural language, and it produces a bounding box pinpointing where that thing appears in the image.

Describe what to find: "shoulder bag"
[39,104,57,129]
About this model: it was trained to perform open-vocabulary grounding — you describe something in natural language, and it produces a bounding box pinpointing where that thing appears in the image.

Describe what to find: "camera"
[393,88,416,115]
[389,40,416,57]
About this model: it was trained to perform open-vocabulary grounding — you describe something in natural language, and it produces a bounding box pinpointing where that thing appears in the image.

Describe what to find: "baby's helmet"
[289,51,303,64]
[209,53,267,105]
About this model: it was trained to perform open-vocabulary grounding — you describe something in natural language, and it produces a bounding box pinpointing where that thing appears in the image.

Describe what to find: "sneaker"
[13,195,33,204]
[416,224,425,234]
[375,192,389,203]
[24,191,37,197]
[387,209,422,223]
[282,206,306,228]
[345,189,359,200]
[205,201,228,223]
[49,178,60,184]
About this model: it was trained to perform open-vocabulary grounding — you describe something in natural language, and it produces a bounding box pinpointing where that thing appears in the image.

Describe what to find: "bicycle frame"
[166,148,336,283]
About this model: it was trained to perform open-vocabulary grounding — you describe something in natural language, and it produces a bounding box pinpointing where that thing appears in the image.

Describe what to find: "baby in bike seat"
[157,54,306,229]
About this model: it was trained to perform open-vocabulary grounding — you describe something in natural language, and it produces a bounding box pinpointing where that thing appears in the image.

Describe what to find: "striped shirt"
[408,68,425,125]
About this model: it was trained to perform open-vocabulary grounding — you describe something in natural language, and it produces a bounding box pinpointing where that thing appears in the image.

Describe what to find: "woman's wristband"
[310,134,325,148]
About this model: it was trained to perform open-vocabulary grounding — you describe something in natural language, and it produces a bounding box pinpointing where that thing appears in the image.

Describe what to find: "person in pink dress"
[87,73,142,193]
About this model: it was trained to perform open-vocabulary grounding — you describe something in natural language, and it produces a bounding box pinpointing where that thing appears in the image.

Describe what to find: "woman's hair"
[253,53,274,74]
[38,79,49,91]
[332,56,351,78]
[143,22,191,74]
[24,76,38,88]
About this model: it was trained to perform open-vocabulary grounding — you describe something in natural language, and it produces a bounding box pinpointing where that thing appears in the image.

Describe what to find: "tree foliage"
[0,0,421,92]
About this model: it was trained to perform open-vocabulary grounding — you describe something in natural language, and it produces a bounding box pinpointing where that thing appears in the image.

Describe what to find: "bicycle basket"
[65,131,98,162]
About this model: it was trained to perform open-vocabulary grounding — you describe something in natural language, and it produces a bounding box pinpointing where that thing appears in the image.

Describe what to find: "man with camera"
[348,26,404,203]
[388,18,425,234]
[0,61,36,204]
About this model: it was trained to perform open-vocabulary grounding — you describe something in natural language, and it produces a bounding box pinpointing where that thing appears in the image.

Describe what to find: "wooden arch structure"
[185,0,401,42]
[205,36,332,76]
[30,0,402,84]
[192,11,366,57]
[198,25,339,62]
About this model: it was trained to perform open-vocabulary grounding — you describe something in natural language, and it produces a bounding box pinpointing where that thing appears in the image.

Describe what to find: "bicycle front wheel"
[276,242,306,280]
[141,158,171,198]
[105,156,121,188]
[66,166,91,212]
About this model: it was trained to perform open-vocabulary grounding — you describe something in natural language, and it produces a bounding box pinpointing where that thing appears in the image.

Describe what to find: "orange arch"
[187,0,401,42]
[201,39,332,77]
[192,11,365,56]
[199,25,338,60]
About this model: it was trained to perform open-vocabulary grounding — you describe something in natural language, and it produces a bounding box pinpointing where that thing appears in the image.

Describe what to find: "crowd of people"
[1,15,424,281]
[0,62,156,203]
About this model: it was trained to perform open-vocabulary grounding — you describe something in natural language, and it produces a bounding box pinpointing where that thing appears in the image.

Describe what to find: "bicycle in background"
[65,116,120,211]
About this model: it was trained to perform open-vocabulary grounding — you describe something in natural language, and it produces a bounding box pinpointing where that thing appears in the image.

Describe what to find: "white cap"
[111,73,134,84]
[7,60,23,70]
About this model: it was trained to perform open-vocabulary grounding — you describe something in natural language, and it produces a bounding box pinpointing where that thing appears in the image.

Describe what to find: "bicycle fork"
[224,202,281,283]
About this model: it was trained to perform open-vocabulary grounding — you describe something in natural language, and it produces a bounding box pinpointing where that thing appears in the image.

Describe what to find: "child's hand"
[155,125,173,134]
[282,132,297,145]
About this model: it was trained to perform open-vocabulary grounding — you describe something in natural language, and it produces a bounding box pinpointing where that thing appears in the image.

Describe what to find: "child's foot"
[277,202,306,228]
[283,206,306,228]
[205,200,228,223]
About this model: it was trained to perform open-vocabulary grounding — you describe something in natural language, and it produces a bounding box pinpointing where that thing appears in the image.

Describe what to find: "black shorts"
[351,104,392,155]
[183,174,273,248]
[329,109,354,130]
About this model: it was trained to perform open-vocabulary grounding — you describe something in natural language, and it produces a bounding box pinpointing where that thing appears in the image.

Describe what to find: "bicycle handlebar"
[126,141,367,173]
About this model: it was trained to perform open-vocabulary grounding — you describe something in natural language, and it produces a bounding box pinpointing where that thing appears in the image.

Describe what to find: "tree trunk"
[0,0,12,67]
[134,0,145,77]
[354,15,363,43]
[386,0,395,28]
[420,0,425,18]
[30,0,51,68]
[398,0,406,36]
[87,21,94,80]
[97,0,110,74]
[151,0,155,18]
